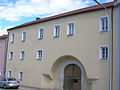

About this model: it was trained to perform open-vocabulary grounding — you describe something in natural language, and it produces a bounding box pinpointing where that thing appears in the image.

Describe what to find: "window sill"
[67,34,74,36]
[38,38,43,40]
[36,58,42,60]
[20,59,24,60]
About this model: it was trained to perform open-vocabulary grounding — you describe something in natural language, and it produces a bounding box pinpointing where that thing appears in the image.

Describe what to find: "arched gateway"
[60,61,84,90]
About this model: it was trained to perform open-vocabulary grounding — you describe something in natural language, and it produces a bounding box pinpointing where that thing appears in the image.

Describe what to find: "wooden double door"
[64,64,81,90]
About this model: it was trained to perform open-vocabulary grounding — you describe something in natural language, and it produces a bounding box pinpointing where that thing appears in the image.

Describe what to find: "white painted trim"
[66,21,75,36]
[8,70,12,78]
[53,24,61,38]
[21,31,26,42]
[20,50,25,60]
[99,45,109,60]
[9,51,13,60]
[10,33,15,43]
[38,27,44,40]
[19,71,23,81]
[99,16,109,32]
[60,60,84,90]
[36,49,43,60]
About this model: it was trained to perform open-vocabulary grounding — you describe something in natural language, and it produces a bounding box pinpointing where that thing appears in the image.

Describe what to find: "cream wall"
[6,8,112,90]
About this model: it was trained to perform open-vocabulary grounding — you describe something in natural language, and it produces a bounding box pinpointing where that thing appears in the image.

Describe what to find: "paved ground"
[0,86,41,90]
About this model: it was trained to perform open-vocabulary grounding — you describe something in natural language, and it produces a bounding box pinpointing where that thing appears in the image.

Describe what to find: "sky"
[0,0,113,35]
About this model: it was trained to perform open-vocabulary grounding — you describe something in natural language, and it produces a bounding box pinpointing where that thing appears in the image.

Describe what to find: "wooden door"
[64,64,81,90]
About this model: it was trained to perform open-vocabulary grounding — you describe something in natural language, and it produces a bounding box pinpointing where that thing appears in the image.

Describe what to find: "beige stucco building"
[5,1,120,90]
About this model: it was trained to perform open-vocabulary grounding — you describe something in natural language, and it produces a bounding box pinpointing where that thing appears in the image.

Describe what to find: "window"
[67,22,75,36]
[0,71,2,76]
[19,72,23,81]
[20,51,25,60]
[99,45,109,60]
[21,32,26,42]
[54,25,60,37]
[38,28,44,39]
[8,70,12,78]
[36,50,42,60]
[99,16,109,32]
[0,40,2,48]
[9,52,13,60]
[10,34,15,43]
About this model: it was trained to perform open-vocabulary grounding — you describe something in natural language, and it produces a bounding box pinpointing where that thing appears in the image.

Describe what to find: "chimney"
[36,17,40,20]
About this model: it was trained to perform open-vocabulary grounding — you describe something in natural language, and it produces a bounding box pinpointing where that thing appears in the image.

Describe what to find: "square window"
[99,45,109,60]
[54,25,60,37]
[99,16,109,32]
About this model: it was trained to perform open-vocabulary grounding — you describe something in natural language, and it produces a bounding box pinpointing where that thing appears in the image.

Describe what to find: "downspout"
[110,7,114,90]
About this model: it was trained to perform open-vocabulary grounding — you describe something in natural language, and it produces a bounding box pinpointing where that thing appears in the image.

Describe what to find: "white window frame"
[99,16,109,32]
[21,31,26,42]
[67,22,75,36]
[20,51,25,60]
[8,70,12,78]
[19,71,23,81]
[54,24,61,37]
[38,27,44,39]
[10,34,15,43]
[0,71,2,76]
[36,50,42,60]
[9,52,13,60]
[99,45,109,60]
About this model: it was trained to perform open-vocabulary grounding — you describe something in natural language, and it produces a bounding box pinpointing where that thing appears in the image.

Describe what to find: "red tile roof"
[8,2,114,31]
[0,35,8,39]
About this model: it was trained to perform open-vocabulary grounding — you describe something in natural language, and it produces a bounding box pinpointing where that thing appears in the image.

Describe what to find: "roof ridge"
[7,2,114,31]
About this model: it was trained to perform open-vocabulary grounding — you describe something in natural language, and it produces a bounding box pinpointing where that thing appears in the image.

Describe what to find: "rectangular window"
[38,28,44,39]
[0,71,2,76]
[20,51,25,60]
[19,72,23,81]
[10,34,15,43]
[99,45,109,60]
[36,50,42,60]
[99,16,109,32]
[0,40,2,48]
[22,32,26,42]
[67,22,75,36]
[8,70,12,78]
[9,52,13,60]
[54,25,60,37]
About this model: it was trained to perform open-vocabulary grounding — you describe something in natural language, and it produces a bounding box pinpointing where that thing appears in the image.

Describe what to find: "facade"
[6,2,119,90]
[0,35,8,77]
[114,0,120,90]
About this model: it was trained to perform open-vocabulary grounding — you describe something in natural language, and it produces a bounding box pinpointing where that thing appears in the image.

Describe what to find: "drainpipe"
[110,7,113,90]
[93,1,114,90]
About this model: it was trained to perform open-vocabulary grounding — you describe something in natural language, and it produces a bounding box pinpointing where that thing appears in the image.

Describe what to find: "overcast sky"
[0,0,113,35]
